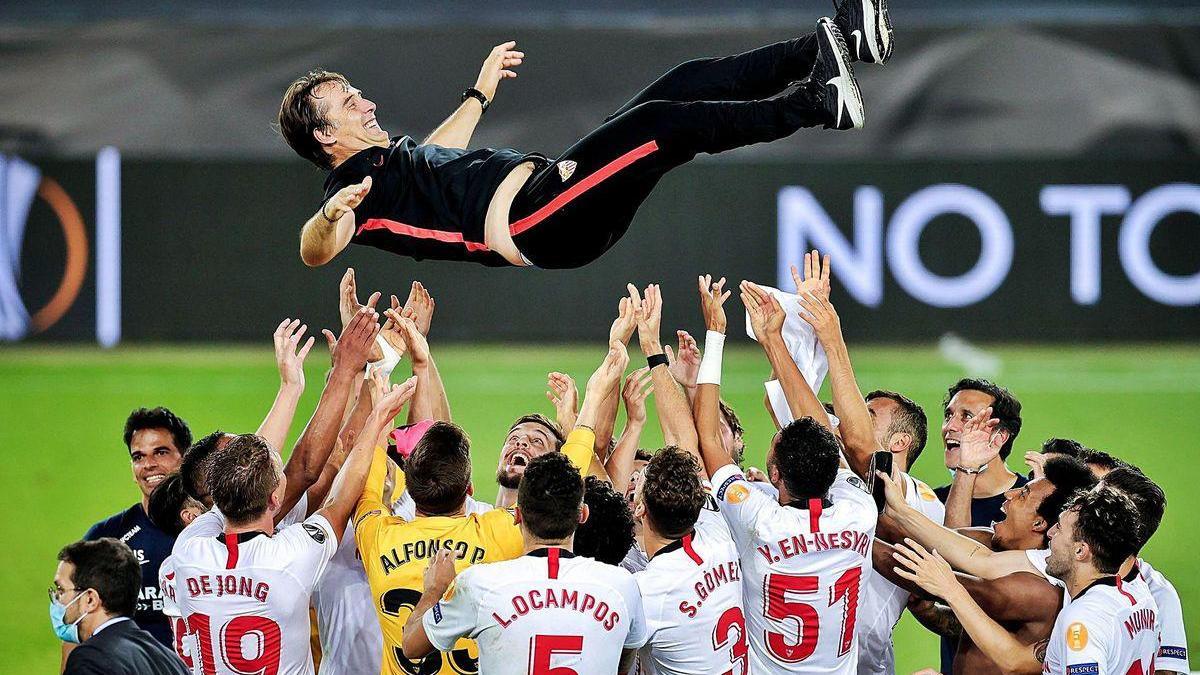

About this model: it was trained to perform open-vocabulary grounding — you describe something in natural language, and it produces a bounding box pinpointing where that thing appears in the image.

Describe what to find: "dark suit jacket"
[64,619,188,675]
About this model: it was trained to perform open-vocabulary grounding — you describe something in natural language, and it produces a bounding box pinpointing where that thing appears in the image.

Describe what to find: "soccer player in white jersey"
[401,445,650,674]
[856,390,944,675]
[692,276,878,675]
[631,447,745,675]
[1041,487,1159,674]
[172,377,416,675]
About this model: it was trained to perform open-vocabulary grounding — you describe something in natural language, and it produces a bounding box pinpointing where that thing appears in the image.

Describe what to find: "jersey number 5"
[530,634,584,675]
[761,567,861,663]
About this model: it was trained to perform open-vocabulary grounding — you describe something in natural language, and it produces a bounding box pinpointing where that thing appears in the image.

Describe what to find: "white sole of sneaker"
[820,19,865,129]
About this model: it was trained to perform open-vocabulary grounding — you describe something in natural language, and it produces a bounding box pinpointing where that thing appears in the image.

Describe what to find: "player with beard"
[893,487,1158,675]
[280,1,890,270]
[876,452,1097,674]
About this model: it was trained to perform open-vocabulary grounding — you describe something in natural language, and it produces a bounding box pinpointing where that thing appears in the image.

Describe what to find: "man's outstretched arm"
[423,42,524,149]
[302,179,368,266]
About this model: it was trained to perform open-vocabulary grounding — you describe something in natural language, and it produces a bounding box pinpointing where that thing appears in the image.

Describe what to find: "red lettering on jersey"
[1123,608,1157,639]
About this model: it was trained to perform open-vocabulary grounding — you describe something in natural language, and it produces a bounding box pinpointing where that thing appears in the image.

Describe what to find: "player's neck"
[523,534,573,554]
[1064,563,1108,599]
[641,526,674,559]
[225,514,274,536]
[77,608,117,643]
[495,487,517,509]
[971,456,1017,497]
[328,139,388,169]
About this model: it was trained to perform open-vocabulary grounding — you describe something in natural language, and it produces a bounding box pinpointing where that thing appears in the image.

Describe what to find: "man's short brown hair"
[278,70,349,170]
[406,422,472,515]
[641,446,707,539]
[208,434,281,525]
[509,414,565,450]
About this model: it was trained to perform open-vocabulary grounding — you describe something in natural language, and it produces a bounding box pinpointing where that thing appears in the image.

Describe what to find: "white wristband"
[697,330,725,385]
[368,334,401,380]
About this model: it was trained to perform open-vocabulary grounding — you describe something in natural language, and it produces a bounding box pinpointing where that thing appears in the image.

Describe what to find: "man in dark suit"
[51,538,187,675]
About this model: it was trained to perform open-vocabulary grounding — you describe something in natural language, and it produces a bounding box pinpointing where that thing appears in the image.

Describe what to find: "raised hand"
[370,376,420,426]
[546,372,579,431]
[332,306,380,373]
[378,309,410,361]
[665,331,700,389]
[474,41,524,101]
[586,339,631,400]
[790,249,831,301]
[622,367,653,425]
[892,539,964,602]
[325,177,372,223]
[958,406,1003,470]
[384,308,431,366]
[395,281,435,337]
[1024,451,1047,480]
[628,283,663,355]
[797,290,843,347]
[740,281,785,340]
[608,296,637,346]
[273,318,315,388]
[423,547,460,597]
[875,469,908,515]
[698,274,731,333]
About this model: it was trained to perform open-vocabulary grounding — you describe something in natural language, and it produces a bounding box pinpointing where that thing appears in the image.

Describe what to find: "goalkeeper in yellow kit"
[354,340,627,674]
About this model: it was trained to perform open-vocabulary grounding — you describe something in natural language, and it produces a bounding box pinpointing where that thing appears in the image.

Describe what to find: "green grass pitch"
[2,343,1196,673]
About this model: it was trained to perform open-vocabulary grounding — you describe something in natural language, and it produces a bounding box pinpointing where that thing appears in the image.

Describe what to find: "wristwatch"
[955,463,989,475]
[461,87,490,113]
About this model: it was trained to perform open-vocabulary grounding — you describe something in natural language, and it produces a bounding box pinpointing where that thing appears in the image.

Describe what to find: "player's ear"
[1031,516,1048,535]
[888,433,912,457]
[467,483,474,497]
[313,124,337,147]
[578,503,590,525]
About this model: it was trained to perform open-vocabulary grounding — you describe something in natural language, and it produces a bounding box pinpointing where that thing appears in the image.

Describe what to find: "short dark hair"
[944,379,1022,459]
[1083,449,1122,473]
[641,447,707,539]
[181,430,228,503]
[1039,437,1089,458]
[58,539,141,617]
[509,414,565,450]
[771,417,841,501]
[406,422,472,516]
[718,399,744,440]
[1101,467,1165,551]
[1066,486,1142,574]
[148,473,198,537]
[1037,456,1098,529]
[574,476,635,565]
[633,448,655,463]
[865,389,929,467]
[278,70,350,169]
[517,453,584,541]
[124,407,191,454]
[207,434,281,525]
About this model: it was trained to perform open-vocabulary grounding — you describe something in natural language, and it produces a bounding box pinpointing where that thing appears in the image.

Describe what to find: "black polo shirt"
[84,504,175,649]
[322,136,545,266]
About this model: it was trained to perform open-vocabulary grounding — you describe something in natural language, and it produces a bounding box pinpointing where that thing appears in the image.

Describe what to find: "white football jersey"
[423,547,649,675]
[710,464,878,675]
[1042,574,1159,675]
[635,504,746,675]
[856,473,945,675]
[1134,559,1189,674]
[172,512,338,675]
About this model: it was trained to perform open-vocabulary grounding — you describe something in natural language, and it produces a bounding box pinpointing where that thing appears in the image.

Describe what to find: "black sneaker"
[811,17,864,130]
[833,0,894,63]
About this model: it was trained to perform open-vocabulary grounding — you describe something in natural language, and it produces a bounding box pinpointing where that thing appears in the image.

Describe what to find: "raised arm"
[546,372,580,435]
[385,309,452,423]
[594,297,638,457]
[942,406,1003,528]
[301,180,367,267]
[631,284,698,454]
[256,319,314,451]
[606,368,651,495]
[892,540,1047,675]
[317,376,418,543]
[795,253,875,478]
[278,307,379,519]
[422,42,523,148]
[878,470,1037,580]
[694,275,734,477]
[740,281,831,433]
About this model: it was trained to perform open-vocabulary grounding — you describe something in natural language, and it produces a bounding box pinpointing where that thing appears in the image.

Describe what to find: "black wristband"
[461,87,490,113]
[647,353,669,369]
